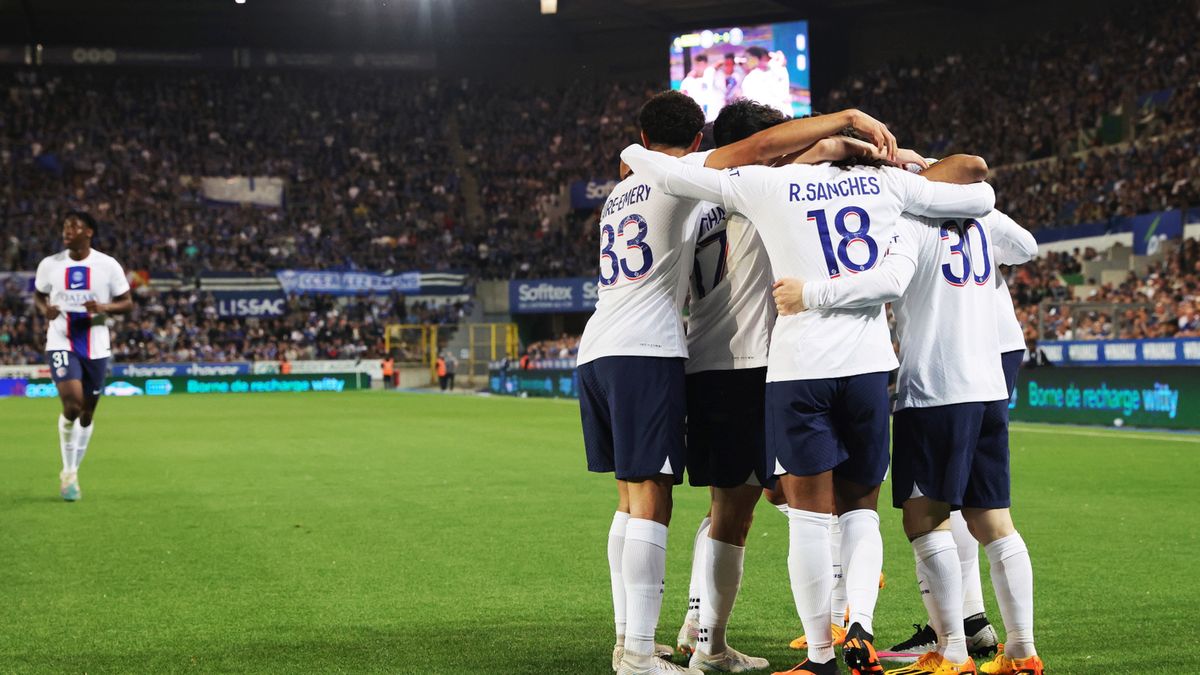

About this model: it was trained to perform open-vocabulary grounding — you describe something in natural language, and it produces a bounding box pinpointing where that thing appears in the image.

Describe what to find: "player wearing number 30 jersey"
[619,142,995,675]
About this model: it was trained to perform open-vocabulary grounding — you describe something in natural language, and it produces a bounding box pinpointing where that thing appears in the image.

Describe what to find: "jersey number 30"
[939,219,992,286]
[599,214,654,286]
[809,206,877,278]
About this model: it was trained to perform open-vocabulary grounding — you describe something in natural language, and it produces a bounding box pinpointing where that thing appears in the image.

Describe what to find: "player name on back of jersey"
[788,175,881,202]
[601,182,653,218]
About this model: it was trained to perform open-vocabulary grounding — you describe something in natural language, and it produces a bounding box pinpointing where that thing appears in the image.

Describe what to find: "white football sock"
[912,530,966,663]
[58,415,74,474]
[685,516,711,625]
[788,509,834,664]
[950,511,985,619]
[623,518,669,657]
[830,515,847,627]
[841,509,883,635]
[985,532,1036,660]
[698,538,744,656]
[774,502,789,517]
[71,420,94,472]
[608,511,630,642]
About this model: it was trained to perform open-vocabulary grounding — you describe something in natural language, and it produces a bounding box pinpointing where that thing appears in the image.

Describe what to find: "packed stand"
[0,281,467,364]
[1007,237,1200,341]
[823,0,1200,230]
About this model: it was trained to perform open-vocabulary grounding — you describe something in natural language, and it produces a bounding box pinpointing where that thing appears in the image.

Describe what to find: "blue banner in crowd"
[509,278,599,314]
[110,362,253,378]
[1130,210,1183,255]
[213,290,288,317]
[276,270,421,296]
[570,179,619,209]
[1040,339,1200,366]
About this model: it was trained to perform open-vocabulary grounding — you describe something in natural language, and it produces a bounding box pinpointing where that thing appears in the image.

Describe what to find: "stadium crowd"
[0,282,466,365]
[4,0,1200,366]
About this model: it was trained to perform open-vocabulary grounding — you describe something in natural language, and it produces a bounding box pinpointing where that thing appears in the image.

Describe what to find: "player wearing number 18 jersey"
[34,211,133,502]
[789,209,1044,675]
[619,143,995,675]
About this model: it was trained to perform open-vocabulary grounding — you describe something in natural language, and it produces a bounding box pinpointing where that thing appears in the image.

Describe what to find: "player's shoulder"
[679,149,713,167]
[37,250,69,267]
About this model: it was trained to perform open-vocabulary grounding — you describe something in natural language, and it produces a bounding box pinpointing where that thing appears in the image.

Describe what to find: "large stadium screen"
[669,21,811,122]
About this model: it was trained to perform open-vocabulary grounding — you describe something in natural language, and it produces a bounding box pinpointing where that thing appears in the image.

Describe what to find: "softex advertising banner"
[509,278,598,314]
[16,373,370,399]
[1010,366,1199,430]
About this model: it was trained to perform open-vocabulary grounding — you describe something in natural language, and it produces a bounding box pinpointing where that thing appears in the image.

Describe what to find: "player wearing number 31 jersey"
[34,211,133,502]
[619,142,995,675]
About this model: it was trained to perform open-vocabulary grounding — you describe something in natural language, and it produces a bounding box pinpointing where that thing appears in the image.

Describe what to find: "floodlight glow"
[540,0,557,14]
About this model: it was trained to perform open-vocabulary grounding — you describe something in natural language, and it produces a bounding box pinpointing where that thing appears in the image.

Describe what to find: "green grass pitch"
[1,391,1197,673]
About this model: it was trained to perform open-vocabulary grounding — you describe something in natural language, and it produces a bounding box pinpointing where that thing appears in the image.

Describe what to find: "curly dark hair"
[637,91,705,150]
[712,98,790,148]
[64,210,98,237]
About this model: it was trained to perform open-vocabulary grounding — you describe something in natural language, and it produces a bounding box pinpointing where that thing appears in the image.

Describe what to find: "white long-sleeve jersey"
[803,210,1037,409]
[619,144,996,382]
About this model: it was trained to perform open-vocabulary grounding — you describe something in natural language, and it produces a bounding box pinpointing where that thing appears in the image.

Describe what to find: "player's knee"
[62,401,82,420]
[962,508,1015,545]
[79,410,93,426]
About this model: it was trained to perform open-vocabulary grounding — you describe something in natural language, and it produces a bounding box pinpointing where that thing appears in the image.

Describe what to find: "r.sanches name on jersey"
[697,204,727,239]
[602,183,652,218]
[788,176,881,202]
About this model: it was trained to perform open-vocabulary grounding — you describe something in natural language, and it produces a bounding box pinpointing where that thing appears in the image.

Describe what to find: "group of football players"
[578,90,1045,675]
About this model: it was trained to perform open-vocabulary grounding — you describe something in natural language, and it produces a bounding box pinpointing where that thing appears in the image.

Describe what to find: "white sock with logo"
[841,509,883,635]
[830,515,847,627]
[685,516,711,627]
[912,530,966,663]
[698,538,744,656]
[608,511,630,643]
[985,533,1037,660]
[623,518,669,658]
[950,511,985,619]
[71,420,94,472]
[58,415,75,474]
[788,509,834,664]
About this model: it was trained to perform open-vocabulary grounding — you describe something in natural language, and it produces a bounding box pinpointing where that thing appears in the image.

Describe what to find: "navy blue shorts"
[579,356,687,483]
[686,367,768,488]
[892,400,1011,510]
[1001,349,1023,398]
[48,350,110,397]
[765,371,891,487]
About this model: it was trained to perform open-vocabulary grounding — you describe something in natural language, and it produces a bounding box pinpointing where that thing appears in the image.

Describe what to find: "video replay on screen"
[669,21,811,122]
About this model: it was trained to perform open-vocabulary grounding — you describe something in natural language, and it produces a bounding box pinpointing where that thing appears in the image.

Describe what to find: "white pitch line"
[1011,423,1200,444]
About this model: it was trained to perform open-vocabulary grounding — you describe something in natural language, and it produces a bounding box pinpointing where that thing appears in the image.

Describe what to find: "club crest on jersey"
[66,266,91,291]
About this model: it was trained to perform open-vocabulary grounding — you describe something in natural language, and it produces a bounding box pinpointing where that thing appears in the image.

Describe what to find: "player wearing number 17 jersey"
[619,143,995,675]
[783,208,1044,675]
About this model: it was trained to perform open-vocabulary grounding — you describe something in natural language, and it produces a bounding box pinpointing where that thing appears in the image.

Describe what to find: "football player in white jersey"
[772,207,1046,675]
[588,96,898,675]
[34,211,132,501]
[619,142,995,675]
[674,100,786,673]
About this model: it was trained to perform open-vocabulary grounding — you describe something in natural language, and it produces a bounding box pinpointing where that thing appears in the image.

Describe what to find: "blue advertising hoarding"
[213,290,288,317]
[570,179,619,209]
[276,269,421,296]
[110,362,253,378]
[1040,339,1200,366]
[509,278,598,314]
